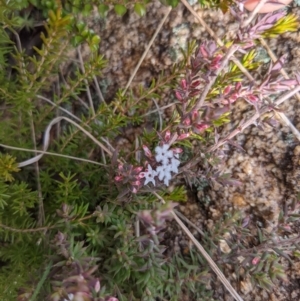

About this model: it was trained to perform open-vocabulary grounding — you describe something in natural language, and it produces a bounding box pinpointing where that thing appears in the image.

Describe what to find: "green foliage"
[134,3,146,17]
[0,154,20,182]
[114,4,127,16]
[263,13,299,38]
[0,0,299,300]
[197,0,232,9]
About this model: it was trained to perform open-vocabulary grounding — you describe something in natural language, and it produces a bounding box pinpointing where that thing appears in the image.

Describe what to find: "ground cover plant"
[0,0,300,300]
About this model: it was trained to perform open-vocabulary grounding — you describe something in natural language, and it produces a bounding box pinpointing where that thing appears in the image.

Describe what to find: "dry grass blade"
[0,143,105,166]
[17,116,114,168]
[78,46,96,115]
[152,191,244,301]
[242,0,269,28]
[37,95,82,123]
[171,212,244,301]
[120,6,172,97]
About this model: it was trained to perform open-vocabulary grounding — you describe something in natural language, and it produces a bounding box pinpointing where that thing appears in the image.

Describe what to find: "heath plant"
[0,0,300,301]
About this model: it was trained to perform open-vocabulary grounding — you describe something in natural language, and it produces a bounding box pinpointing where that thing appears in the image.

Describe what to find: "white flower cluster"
[143,144,180,187]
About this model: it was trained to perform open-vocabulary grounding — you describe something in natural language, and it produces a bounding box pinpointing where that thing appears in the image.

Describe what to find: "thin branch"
[0,223,56,233]
[59,69,90,109]
[93,76,106,105]
[29,111,45,226]
[181,84,300,172]
[192,45,240,113]
[258,37,300,141]
[180,0,300,153]
[224,234,300,261]
[142,102,180,117]
[151,98,163,131]
[275,111,300,142]
[180,0,224,46]
[0,213,97,233]
[37,95,82,123]
[209,84,300,152]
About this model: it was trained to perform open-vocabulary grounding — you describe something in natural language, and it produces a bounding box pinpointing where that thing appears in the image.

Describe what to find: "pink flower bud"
[191,110,198,120]
[282,224,292,232]
[229,93,238,103]
[235,82,242,91]
[131,187,138,194]
[199,45,209,58]
[175,90,183,101]
[94,280,100,293]
[210,54,223,70]
[194,123,209,132]
[114,176,123,182]
[183,117,191,126]
[132,180,141,187]
[177,133,190,140]
[164,130,171,142]
[142,145,152,158]
[180,79,187,90]
[252,257,260,265]
[247,94,258,102]
[172,148,183,154]
[223,85,232,95]
[191,80,201,88]
[133,166,143,173]
[118,164,124,171]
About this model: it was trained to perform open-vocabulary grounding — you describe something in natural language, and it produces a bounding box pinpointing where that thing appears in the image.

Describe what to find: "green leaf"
[134,3,146,17]
[114,4,127,16]
[71,35,84,47]
[91,35,101,45]
[76,21,86,32]
[83,4,93,16]
[98,4,110,17]
[166,0,179,8]
[263,14,299,38]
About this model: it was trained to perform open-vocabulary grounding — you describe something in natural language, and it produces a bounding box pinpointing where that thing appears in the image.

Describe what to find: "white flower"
[169,157,180,173]
[163,171,172,186]
[141,164,157,186]
[156,165,173,186]
[156,165,170,181]
[155,144,173,165]
[63,294,74,301]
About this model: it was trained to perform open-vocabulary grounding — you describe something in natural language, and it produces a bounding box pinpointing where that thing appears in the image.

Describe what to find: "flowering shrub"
[0,0,300,301]
[114,19,300,193]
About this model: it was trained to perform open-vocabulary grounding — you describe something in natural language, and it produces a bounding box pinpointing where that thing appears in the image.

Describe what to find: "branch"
[191,45,239,113]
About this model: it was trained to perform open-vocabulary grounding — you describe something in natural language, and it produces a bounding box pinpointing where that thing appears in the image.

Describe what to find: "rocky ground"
[79,1,300,300]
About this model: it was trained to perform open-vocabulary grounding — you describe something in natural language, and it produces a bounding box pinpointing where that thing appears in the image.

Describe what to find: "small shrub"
[0,0,299,300]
